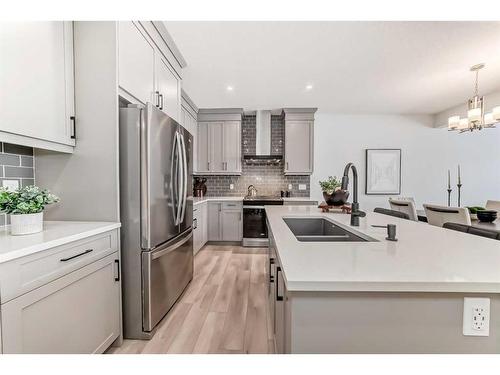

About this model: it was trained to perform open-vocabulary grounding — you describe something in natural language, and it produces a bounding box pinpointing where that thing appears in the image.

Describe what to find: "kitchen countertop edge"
[0,221,121,264]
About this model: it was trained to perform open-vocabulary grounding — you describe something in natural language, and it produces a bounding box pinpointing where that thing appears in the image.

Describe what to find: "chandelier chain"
[474,69,479,97]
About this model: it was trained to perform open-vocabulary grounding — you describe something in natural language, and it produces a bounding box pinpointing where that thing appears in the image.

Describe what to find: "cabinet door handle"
[155,91,160,107]
[276,266,283,301]
[60,248,93,262]
[159,93,164,110]
[286,162,289,170]
[207,161,210,171]
[70,116,76,140]
[269,258,275,283]
[114,259,120,281]
[193,218,197,229]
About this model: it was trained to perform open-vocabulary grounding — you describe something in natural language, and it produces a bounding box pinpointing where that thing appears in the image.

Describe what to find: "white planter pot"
[10,212,44,235]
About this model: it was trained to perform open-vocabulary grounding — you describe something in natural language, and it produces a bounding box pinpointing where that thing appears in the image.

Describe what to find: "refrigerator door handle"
[150,230,193,260]
[175,132,184,226]
[179,133,188,224]
[171,131,179,226]
[140,107,150,250]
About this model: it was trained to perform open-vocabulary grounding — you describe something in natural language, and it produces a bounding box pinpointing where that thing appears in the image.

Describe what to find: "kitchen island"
[265,205,500,353]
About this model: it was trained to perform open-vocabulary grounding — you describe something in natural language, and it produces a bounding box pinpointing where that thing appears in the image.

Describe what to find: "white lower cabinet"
[206,201,242,242]
[221,207,243,242]
[0,229,121,354]
[193,202,208,254]
[0,253,120,354]
[268,224,290,354]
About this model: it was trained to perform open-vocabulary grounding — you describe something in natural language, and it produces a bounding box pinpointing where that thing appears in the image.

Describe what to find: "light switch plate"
[229,184,234,190]
[2,180,19,191]
[288,184,293,190]
[298,184,307,191]
[463,297,490,336]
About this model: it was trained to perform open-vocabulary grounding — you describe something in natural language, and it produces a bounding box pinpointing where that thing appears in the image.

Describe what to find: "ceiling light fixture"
[305,84,313,91]
[448,63,499,133]
[226,86,234,91]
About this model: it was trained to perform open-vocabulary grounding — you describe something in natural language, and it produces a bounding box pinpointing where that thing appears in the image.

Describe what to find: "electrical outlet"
[288,184,293,190]
[229,184,234,190]
[2,180,19,191]
[298,184,307,191]
[463,297,490,336]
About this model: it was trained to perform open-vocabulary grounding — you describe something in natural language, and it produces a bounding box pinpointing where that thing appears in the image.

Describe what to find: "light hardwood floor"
[108,245,275,354]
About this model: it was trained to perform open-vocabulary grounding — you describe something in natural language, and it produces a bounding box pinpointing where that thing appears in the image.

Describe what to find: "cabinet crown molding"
[198,108,243,122]
[181,89,199,118]
[283,108,317,121]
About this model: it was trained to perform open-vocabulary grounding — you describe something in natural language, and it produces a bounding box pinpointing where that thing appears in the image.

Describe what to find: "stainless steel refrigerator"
[119,103,193,339]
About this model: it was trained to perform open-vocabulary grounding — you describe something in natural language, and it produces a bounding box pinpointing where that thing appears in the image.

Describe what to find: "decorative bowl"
[323,190,349,207]
[477,210,498,223]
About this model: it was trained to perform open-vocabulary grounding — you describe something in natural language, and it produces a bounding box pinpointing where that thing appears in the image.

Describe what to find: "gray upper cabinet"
[118,21,182,122]
[283,108,317,175]
[196,109,243,175]
[209,122,224,173]
[197,122,210,173]
[223,121,242,173]
[0,22,75,153]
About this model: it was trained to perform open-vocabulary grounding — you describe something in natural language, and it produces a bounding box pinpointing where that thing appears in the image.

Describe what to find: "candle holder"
[457,183,462,207]
[447,188,452,207]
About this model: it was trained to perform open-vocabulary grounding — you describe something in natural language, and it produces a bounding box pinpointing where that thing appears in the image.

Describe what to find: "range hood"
[243,110,283,164]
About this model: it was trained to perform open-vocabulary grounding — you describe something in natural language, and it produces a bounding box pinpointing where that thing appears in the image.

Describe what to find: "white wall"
[311,113,500,212]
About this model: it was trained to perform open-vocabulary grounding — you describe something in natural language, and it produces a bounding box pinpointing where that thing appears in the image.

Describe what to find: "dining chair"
[389,198,418,221]
[443,222,500,240]
[423,204,471,228]
[373,207,410,220]
[486,200,500,213]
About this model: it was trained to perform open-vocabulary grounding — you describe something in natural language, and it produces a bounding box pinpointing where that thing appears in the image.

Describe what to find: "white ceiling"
[165,21,500,114]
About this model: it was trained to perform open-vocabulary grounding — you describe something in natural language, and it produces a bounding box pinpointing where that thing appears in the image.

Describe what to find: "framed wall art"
[365,149,401,195]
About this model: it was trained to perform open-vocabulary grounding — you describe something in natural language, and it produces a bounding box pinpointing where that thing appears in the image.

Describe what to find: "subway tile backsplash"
[0,142,36,226]
[196,114,310,197]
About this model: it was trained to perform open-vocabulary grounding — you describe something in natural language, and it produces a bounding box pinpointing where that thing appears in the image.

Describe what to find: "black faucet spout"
[342,162,365,226]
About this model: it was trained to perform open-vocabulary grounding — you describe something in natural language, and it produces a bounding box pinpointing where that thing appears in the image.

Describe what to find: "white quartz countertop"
[193,196,244,205]
[265,205,500,293]
[0,221,121,264]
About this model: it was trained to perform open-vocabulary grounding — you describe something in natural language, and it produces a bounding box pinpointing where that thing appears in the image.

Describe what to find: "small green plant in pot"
[319,176,349,206]
[0,185,59,235]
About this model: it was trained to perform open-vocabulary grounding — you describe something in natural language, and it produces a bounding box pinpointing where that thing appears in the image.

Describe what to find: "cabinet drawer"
[0,230,118,303]
[222,202,242,211]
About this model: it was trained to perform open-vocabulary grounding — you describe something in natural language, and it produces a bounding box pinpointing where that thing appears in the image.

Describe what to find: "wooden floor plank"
[192,311,226,354]
[210,257,239,313]
[244,281,269,354]
[220,269,251,351]
[108,245,273,354]
[166,283,218,353]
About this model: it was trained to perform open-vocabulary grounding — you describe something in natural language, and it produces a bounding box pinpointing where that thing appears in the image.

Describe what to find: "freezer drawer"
[141,229,193,332]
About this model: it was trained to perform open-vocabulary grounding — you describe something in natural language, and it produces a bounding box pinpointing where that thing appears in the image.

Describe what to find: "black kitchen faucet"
[341,162,366,226]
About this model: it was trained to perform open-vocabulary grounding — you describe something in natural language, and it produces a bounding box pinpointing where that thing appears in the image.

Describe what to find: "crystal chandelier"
[448,63,500,132]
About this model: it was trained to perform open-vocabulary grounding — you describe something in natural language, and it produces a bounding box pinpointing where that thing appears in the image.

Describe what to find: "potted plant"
[319,176,349,206]
[466,206,485,221]
[0,185,59,235]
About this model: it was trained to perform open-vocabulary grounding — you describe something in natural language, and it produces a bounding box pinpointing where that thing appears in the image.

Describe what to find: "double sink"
[284,217,377,242]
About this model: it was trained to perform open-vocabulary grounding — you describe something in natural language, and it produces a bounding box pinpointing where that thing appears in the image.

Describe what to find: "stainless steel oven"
[243,197,283,247]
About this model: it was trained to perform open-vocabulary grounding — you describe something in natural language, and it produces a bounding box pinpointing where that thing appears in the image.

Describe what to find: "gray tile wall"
[196,115,310,197]
[0,142,36,226]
